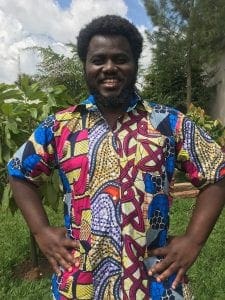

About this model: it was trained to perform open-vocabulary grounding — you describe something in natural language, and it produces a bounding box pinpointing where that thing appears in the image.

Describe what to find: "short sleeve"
[175,116,225,188]
[7,115,57,185]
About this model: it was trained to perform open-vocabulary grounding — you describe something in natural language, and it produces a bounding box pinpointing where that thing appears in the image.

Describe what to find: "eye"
[114,55,129,64]
[90,56,105,65]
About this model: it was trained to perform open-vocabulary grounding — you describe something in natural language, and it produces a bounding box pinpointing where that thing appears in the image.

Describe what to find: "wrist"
[183,232,205,248]
[32,223,51,237]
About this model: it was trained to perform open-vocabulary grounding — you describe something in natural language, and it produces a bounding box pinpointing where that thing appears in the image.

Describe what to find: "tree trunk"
[30,231,39,268]
[186,51,192,109]
[186,0,195,110]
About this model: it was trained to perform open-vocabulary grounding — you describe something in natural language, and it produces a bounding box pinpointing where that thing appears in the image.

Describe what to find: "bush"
[0,80,74,212]
[187,103,225,148]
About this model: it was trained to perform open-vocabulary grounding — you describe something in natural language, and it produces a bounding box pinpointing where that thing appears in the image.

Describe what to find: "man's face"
[85,35,137,109]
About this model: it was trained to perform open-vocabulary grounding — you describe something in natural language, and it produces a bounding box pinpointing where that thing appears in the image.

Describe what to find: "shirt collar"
[81,92,142,112]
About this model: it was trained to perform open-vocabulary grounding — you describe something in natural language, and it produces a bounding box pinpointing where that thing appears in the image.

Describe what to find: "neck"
[97,104,125,129]
[91,88,138,128]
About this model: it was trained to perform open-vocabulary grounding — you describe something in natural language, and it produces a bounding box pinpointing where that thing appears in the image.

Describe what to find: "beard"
[85,72,137,111]
[93,87,135,111]
[84,65,138,111]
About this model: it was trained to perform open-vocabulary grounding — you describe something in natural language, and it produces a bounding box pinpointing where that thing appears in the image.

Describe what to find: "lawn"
[0,198,224,299]
[170,199,225,300]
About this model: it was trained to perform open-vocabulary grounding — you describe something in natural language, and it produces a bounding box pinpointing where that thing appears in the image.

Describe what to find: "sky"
[0,0,153,83]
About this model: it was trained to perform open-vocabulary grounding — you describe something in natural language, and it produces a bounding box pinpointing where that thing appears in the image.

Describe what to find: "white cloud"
[137,0,145,9]
[137,25,152,88]
[0,0,151,84]
[139,25,152,67]
[0,0,128,83]
[70,0,128,38]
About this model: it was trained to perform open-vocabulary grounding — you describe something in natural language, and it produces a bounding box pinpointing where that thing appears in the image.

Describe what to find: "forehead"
[86,35,133,57]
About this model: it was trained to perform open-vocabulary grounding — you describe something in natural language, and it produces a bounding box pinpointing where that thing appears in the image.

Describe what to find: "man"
[8,15,225,300]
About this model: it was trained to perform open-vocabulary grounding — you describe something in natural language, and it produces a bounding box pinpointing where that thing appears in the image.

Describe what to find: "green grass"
[0,205,63,299]
[0,199,224,299]
[170,198,225,299]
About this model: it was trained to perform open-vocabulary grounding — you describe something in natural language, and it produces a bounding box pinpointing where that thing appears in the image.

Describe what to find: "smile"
[101,78,121,89]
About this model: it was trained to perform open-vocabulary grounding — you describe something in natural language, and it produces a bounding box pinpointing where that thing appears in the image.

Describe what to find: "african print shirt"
[8,95,225,300]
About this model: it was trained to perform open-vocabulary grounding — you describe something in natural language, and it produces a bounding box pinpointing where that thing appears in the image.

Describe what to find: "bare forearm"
[9,176,50,235]
[9,176,79,274]
[185,177,225,246]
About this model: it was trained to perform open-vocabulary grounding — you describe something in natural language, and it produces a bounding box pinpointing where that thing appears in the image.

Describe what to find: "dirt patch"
[13,257,52,281]
[172,182,199,198]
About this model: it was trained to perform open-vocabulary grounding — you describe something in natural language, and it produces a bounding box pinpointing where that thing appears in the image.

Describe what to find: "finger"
[148,256,172,276]
[172,268,186,289]
[58,247,76,265]
[57,227,68,237]
[154,261,179,282]
[63,237,80,250]
[48,256,61,275]
[54,252,73,271]
[148,246,168,258]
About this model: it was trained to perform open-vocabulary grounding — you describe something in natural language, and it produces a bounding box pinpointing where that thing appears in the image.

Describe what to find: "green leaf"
[40,180,59,211]
[1,103,13,116]
[52,85,67,95]
[7,120,19,134]
[0,141,2,165]
[1,184,10,210]
[30,82,40,92]
[47,94,56,106]
[40,104,50,120]
[46,182,59,211]
[2,144,12,162]
[0,88,23,101]
[0,83,15,92]
[29,108,38,119]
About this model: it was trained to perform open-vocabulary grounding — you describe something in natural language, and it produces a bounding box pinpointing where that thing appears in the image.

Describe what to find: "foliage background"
[0,77,80,212]
[1,1,225,297]
[142,0,225,113]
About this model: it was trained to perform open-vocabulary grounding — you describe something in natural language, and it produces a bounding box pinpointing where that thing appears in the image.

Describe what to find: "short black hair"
[77,15,143,64]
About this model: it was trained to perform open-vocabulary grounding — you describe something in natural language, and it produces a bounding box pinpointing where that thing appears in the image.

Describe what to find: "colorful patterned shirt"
[7,95,225,300]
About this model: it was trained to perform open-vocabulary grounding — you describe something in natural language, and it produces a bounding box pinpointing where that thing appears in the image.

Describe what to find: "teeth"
[103,79,119,84]
[103,78,118,82]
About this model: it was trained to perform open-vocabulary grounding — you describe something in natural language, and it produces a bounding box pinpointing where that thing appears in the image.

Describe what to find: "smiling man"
[7,15,225,300]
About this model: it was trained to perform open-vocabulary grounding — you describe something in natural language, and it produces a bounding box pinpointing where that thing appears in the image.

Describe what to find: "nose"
[102,59,117,73]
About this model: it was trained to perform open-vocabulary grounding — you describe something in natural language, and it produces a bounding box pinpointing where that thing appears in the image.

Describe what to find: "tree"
[0,76,83,266]
[141,32,188,111]
[0,79,73,213]
[34,44,88,102]
[142,0,225,111]
[1,46,88,213]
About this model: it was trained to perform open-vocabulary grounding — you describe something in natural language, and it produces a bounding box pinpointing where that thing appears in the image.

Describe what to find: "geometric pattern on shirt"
[7,100,225,300]
[54,114,94,300]
[117,110,161,300]
[88,119,122,300]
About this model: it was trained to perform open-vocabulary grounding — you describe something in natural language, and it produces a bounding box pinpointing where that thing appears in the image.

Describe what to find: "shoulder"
[33,104,86,141]
[142,100,185,135]
[142,100,182,116]
[55,104,84,122]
